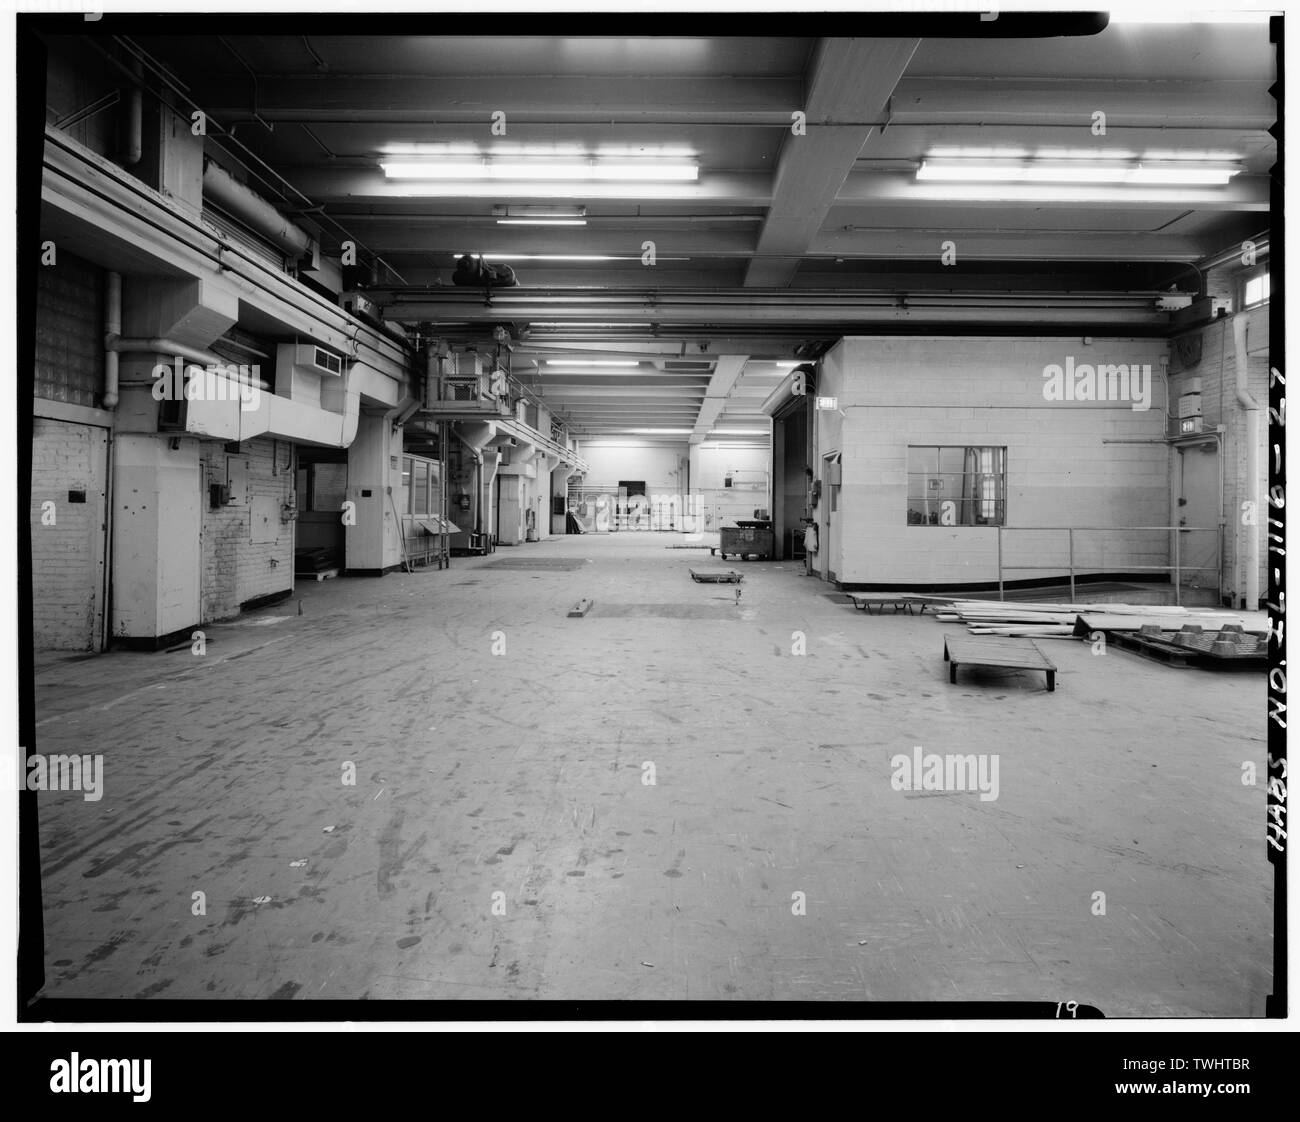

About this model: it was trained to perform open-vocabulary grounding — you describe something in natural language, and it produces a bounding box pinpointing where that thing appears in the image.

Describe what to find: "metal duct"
[202,158,315,261]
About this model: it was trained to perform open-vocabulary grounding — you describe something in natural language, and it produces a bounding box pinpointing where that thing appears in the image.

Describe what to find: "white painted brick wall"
[200,437,294,621]
[30,419,106,650]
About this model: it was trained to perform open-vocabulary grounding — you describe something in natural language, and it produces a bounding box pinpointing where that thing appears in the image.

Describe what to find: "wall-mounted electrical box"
[1178,393,1204,418]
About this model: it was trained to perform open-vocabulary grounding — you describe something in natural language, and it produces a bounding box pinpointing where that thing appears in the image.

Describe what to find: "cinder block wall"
[200,437,294,621]
[821,336,1172,587]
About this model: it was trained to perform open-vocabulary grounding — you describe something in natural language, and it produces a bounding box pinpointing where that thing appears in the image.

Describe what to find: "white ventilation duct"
[202,158,315,261]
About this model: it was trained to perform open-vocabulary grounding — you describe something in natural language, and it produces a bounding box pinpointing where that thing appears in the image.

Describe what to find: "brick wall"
[1169,276,1271,606]
[199,437,294,621]
[30,418,107,650]
[35,251,102,409]
[819,336,1172,587]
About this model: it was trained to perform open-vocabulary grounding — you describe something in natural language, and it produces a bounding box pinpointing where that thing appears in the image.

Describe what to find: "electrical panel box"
[1178,393,1203,418]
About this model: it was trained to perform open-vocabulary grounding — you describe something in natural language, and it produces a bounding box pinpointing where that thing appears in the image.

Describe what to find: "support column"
[345,409,403,574]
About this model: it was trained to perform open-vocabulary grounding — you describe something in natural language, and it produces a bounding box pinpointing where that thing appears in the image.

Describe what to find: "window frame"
[906,444,1008,527]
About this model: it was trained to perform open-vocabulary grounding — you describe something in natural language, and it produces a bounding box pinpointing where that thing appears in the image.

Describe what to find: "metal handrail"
[995,524,1223,606]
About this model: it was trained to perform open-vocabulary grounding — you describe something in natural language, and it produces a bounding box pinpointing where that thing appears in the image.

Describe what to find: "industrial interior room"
[15,11,1281,1021]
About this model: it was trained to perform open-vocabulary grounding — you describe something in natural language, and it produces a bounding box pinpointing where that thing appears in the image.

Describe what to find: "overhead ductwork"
[202,158,316,263]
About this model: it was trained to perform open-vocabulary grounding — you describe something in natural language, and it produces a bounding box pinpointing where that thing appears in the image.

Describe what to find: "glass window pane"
[906,446,1005,526]
[413,461,429,516]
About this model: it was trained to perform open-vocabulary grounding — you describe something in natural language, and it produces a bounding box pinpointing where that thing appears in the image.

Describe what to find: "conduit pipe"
[1233,313,1261,609]
[103,271,122,408]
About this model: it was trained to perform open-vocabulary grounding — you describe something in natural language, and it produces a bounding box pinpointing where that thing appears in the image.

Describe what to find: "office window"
[1244,270,1270,307]
[907,446,1006,526]
[411,460,429,516]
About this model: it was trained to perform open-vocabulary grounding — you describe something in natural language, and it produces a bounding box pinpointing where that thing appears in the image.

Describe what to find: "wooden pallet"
[1104,629,1195,667]
[943,635,1058,692]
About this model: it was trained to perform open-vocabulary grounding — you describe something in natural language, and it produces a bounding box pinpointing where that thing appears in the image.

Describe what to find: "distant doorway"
[617,479,649,531]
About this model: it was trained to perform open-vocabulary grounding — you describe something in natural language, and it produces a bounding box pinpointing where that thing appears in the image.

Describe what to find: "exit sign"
[815,396,838,410]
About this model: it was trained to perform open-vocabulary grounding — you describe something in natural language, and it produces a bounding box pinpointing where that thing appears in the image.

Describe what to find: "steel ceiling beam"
[745,37,920,287]
[186,74,805,124]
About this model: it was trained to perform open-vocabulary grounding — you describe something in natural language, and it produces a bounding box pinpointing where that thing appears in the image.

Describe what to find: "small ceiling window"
[1244,270,1270,307]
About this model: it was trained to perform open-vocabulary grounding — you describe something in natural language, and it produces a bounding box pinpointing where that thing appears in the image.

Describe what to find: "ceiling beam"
[374,288,1173,329]
[189,74,804,124]
[355,224,1210,261]
[889,77,1276,130]
[330,225,758,256]
[745,37,920,288]
[691,354,749,443]
[808,229,1214,262]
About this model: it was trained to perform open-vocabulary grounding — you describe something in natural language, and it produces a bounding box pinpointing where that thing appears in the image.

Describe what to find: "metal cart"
[718,521,774,561]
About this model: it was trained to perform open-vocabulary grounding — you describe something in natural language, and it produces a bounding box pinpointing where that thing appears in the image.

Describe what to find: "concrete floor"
[32,534,1272,1013]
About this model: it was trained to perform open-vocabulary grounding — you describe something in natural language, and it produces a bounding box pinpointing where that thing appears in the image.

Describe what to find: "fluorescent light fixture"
[917,159,1240,186]
[459,253,688,262]
[381,159,698,182]
[771,361,803,368]
[708,429,768,436]
[496,219,587,226]
[624,428,693,434]
[545,360,640,367]
[458,253,621,262]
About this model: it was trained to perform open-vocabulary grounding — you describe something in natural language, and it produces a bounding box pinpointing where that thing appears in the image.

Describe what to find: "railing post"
[1218,522,1224,604]
[997,525,1004,601]
[1174,526,1181,607]
[1068,528,1075,603]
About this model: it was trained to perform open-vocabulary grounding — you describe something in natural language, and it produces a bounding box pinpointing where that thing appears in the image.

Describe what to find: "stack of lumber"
[934,600,1083,638]
[934,600,1267,640]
